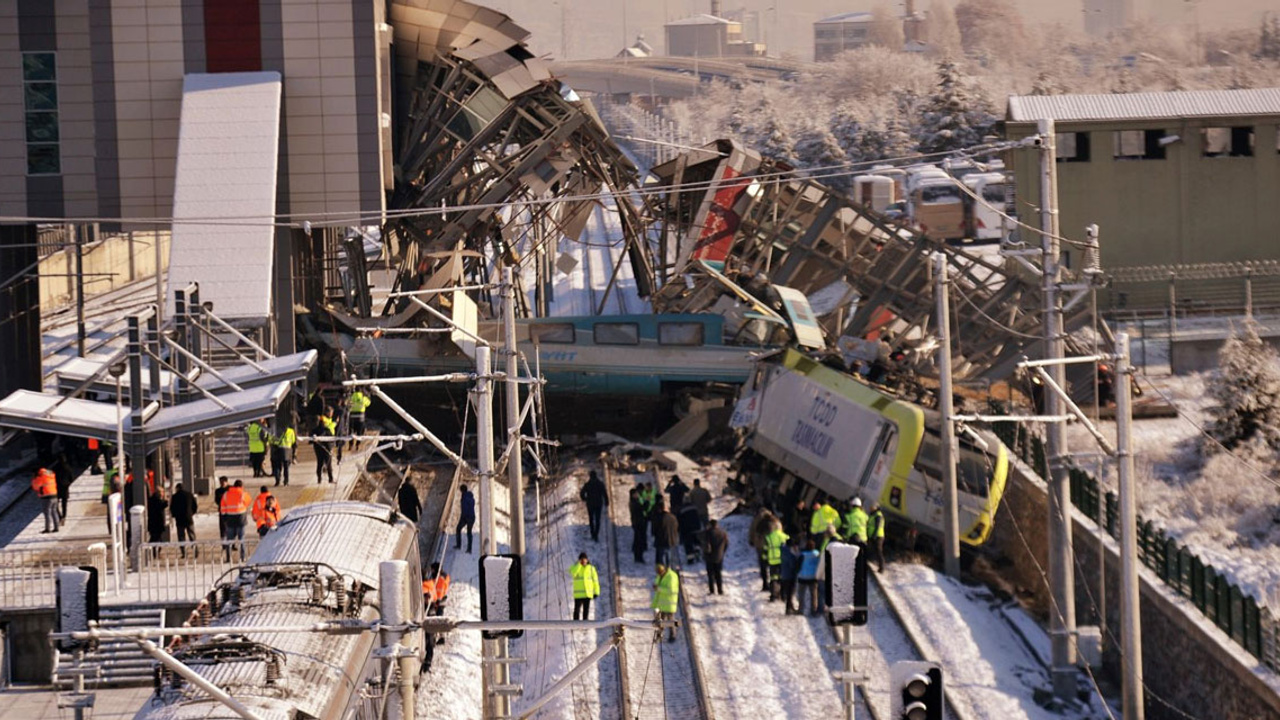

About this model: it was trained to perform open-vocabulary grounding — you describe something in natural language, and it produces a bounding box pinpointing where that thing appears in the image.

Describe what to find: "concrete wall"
[38,230,170,311]
[1007,120,1280,270]
[0,608,55,684]
[988,458,1280,719]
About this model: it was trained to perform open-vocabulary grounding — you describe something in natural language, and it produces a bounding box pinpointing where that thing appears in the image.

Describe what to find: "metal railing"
[0,544,108,610]
[134,538,259,604]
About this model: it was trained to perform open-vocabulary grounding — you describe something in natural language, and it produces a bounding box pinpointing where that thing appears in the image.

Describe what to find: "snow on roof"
[166,73,282,323]
[666,14,734,26]
[1007,87,1280,123]
[815,11,874,24]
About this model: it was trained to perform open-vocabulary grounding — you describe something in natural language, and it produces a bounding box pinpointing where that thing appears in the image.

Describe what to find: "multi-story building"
[664,14,762,58]
[813,12,873,62]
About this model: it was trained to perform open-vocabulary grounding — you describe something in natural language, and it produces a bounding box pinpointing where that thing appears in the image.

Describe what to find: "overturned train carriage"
[134,502,422,720]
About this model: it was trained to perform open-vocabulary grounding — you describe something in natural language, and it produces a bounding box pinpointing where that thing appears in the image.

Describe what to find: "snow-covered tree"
[1259,14,1280,60]
[916,59,995,154]
[923,0,961,57]
[868,3,905,51]
[757,113,797,166]
[794,125,847,173]
[1204,322,1280,453]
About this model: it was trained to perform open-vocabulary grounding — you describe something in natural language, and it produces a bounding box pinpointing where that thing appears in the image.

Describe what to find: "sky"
[480,0,1275,62]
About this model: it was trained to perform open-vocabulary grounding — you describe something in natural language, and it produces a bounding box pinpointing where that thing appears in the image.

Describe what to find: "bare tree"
[923,0,961,57]
[868,3,905,51]
[954,0,1028,63]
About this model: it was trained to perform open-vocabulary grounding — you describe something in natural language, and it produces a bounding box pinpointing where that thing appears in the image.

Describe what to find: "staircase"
[55,606,166,687]
[206,334,263,468]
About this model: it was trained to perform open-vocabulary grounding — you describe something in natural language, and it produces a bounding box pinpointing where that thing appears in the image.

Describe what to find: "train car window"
[916,432,991,499]
[594,322,640,345]
[658,322,705,346]
[531,323,575,344]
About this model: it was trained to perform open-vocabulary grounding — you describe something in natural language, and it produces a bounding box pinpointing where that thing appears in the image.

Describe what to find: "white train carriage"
[134,502,423,720]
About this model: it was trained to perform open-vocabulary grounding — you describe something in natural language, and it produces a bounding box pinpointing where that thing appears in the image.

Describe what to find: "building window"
[22,52,59,176]
[593,322,640,346]
[1201,126,1254,157]
[1056,132,1091,162]
[1114,129,1166,160]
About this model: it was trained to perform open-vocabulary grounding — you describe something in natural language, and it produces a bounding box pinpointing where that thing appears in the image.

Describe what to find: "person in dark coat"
[703,519,729,595]
[456,484,476,553]
[652,502,679,568]
[628,487,648,563]
[146,486,169,545]
[677,502,703,565]
[213,476,230,542]
[779,537,801,615]
[53,452,73,521]
[665,475,689,512]
[169,482,198,557]
[687,477,711,525]
[398,481,422,523]
[579,470,609,542]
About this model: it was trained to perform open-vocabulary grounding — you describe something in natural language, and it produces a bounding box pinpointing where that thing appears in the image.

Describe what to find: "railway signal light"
[823,541,867,626]
[890,661,944,720]
[479,554,524,638]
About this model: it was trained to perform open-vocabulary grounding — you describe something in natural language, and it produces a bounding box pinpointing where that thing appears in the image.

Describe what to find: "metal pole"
[502,267,525,561]
[934,252,960,578]
[379,560,415,720]
[127,313,149,512]
[1167,273,1176,340]
[474,344,502,720]
[1245,270,1253,320]
[1115,333,1144,720]
[74,225,86,357]
[516,630,622,720]
[154,233,164,326]
[1038,117,1078,700]
[841,624,856,720]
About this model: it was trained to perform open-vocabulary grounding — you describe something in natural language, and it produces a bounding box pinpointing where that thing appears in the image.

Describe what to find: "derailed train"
[134,502,423,720]
[738,349,1009,546]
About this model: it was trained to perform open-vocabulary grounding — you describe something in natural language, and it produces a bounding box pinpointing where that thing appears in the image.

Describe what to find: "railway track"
[602,459,712,720]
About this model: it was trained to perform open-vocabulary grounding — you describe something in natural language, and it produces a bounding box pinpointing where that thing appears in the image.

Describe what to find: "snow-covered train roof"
[251,501,416,589]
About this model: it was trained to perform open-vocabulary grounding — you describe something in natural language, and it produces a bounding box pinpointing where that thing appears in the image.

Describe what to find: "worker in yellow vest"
[32,468,59,533]
[651,563,680,643]
[219,480,250,561]
[246,419,268,478]
[271,424,297,487]
[313,408,337,484]
[569,553,601,621]
[842,497,868,545]
[347,388,372,450]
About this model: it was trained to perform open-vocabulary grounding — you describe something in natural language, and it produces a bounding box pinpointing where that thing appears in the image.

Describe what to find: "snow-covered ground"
[1065,367,1280,609]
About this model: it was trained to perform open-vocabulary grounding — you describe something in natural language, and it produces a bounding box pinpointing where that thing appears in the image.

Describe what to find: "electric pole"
[1038,117,1078,700]
[934,252,960,578]
[502,267,525,562]
[1115,333,1144,720]
[73,225,86,357]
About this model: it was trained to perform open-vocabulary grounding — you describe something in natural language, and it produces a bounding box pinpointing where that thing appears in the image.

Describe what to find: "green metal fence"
[992,420,1280,675]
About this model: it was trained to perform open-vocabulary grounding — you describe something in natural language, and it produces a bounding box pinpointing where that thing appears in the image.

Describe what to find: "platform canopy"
[0,381,289,447]
[53,350,317,401]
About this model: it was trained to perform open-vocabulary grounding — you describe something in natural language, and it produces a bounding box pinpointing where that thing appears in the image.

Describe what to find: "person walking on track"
[580,470,608,542]
[868,502,887,572]
[651,501,679,569]
[456,484,476,553]
[703,518,729,595]
[652,563,680,643]
[570,552,601,620]
[628,487,648,563]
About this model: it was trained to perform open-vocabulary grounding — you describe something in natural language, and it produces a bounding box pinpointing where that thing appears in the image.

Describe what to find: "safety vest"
[349,391,371,414]
[247,422,266,453]
[810,503,840,535]
[252,492,274,525]
[257,501,280,530]
[869,510,886,539]
[272,427,296,449]
[843,507,868,543]
[570,562,600,599]
[638,487,657,514]
[764,527,789,565]
[102,467,119,497]
[320,416,337,435]
[651,569,680,614]
[31,469,57,498]
[220,487,249,515]
[422,575,451,605]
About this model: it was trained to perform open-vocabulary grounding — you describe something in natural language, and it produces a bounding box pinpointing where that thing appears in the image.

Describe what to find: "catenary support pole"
[474,345,504,720]
[842,624,856,720]
[934,252,961,578]
[502,267,525,562]
[74,225,86,358]
[378,561,416,720]
[1115,333,1144,720]
[1038,117,1078,700]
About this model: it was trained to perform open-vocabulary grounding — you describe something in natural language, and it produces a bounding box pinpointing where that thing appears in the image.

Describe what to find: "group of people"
[625,474,713,569]
[244,417,300,486]
[748,496,886,616]
[214,477,283,561]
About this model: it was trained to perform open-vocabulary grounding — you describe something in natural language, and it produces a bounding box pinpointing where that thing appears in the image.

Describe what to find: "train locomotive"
[134,502,423,720]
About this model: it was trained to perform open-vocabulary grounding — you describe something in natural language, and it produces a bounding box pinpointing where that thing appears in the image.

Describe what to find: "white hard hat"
[852,497,863,507]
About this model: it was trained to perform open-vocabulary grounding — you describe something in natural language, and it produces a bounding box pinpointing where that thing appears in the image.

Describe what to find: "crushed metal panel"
[775,285,826,349]
[166,72,281,323]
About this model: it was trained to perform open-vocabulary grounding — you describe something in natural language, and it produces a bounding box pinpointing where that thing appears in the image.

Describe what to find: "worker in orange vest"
[32,468,59,534]
[219,480,250,561]
[420,562,451,673]
[252,486,280,537]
